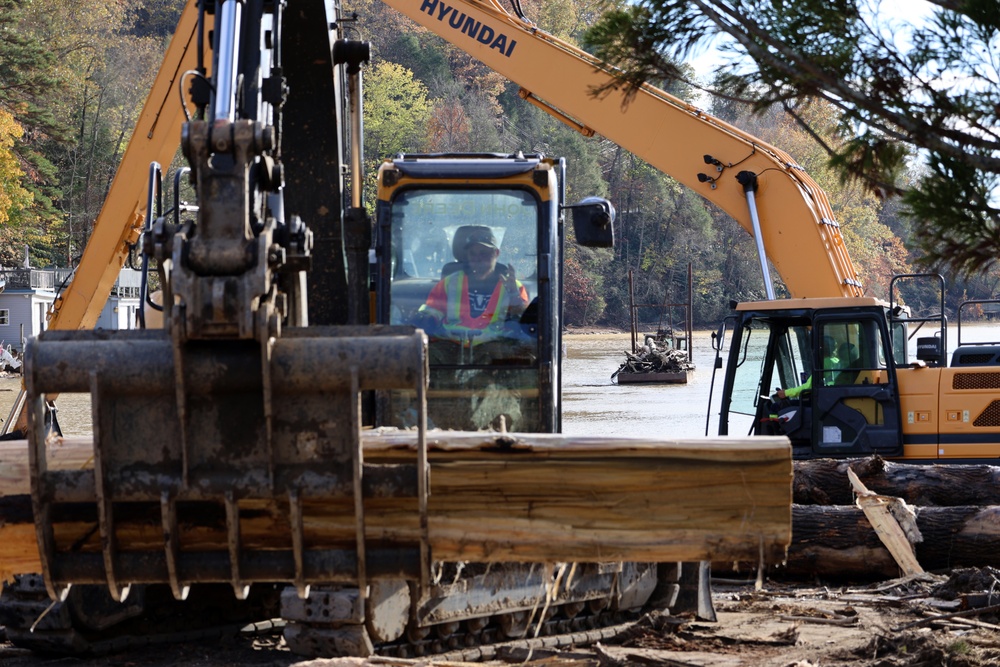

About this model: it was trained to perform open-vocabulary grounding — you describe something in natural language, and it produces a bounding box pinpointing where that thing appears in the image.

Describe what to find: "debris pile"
[0,344,20,376]
[612,335,693,382]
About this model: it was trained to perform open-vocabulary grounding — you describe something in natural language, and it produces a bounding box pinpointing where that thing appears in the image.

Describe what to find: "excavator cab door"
[807,312,903,457]
[717,315,793,439]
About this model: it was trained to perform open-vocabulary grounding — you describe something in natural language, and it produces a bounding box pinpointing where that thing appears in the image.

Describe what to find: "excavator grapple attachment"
[24,326,429,601]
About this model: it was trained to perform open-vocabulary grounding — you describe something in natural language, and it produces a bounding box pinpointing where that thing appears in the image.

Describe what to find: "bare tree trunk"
[793,457,1000,506]
[771,504,1000,581]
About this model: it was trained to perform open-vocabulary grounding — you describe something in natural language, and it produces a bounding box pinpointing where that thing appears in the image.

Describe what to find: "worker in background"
[416,228,529,359]
[761,335,843,438]
[773,335,842,401]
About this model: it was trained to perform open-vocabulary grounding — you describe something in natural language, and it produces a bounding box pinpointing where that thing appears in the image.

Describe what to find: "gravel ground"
[5,574,1000,667]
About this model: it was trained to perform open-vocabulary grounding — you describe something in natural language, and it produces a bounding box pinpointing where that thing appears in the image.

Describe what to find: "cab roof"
[736,296,890,312]
[387,153,546,179]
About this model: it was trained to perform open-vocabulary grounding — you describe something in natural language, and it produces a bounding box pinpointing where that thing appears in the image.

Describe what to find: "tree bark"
[793,457,1000,506]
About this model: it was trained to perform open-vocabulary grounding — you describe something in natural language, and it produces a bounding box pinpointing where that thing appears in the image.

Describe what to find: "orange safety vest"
[421,271,526,344]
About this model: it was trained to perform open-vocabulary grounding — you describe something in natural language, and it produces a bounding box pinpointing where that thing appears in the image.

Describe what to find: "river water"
[0,332,723,438]
[5,324,1000,439]
[561,332,721,439]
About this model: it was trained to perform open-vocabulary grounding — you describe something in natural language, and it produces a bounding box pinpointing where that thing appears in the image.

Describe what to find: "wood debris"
[847,469,923,576]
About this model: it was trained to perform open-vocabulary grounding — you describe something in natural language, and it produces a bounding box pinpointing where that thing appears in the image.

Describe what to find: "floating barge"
[612,340,693,384]
[613,266,694,384]
[616,369,688,384]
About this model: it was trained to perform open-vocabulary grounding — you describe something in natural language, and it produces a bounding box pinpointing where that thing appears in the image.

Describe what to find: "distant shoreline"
[563,327,627,336]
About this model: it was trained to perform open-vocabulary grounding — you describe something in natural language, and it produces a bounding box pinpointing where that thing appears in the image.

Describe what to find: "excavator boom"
[383,0,862,299]
[51,5,205,332]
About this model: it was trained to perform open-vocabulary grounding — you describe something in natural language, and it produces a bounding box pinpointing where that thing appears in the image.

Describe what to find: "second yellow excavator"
[388,0,1000,464]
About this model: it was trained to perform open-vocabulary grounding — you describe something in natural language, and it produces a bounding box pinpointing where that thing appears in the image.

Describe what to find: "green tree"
[130,0,186,38]
[362,61,432,205]
[1,0,144,266]
[0,0,68,265]
[585,0,1000,276]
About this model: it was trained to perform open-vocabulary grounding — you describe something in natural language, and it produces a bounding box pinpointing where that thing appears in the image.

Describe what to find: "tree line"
[1,0,996,329]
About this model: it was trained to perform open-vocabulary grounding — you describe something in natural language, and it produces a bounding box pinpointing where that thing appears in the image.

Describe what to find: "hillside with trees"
[0,0,995,328]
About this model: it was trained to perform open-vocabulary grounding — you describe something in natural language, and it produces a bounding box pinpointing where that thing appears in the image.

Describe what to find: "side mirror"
[712,319,730,352]
[566,197,615,248]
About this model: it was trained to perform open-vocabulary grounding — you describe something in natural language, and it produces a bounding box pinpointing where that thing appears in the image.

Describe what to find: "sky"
[684,0,936,82]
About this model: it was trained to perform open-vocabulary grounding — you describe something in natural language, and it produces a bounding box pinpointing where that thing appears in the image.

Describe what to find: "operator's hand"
[503,265,525,315]
[503,264,517,293]
[774,389,788,400]
[413,311,443,338]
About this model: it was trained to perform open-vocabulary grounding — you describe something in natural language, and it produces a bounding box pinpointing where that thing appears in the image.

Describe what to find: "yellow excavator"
[14,0,994,657]
[0,0,787,657]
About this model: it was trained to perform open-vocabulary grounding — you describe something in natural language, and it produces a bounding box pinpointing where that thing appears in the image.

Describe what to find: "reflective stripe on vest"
[440,272,510,344]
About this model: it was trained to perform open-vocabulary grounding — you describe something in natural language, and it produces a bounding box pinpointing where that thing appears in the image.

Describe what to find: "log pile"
[0,433,792,582]
[793,456,1000,506]
[750,456,1000,581]
[782,504,1000,580]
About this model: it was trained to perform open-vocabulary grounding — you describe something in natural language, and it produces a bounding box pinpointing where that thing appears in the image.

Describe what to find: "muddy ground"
[4,572,1000,667]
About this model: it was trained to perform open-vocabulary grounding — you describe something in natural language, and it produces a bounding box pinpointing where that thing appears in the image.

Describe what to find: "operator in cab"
[415,226,529,363]
[764,335,844,438]
[774,335,843,401]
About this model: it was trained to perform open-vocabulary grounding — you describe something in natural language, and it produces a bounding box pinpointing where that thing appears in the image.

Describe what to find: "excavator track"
[282,562,666,658]
[2,581,641,660]
[1,562,696,659]
[383,609,641,660]
[282,586,647,659]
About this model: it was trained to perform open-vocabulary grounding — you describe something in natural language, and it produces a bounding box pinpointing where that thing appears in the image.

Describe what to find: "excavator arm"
[1,4,206,437]
[51,4,205,332]
[381,0,863,299]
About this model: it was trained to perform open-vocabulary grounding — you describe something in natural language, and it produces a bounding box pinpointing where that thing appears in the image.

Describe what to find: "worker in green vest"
[774,335,842,400]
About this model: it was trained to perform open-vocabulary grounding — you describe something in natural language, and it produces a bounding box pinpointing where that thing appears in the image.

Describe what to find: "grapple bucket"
[24,326,428,602]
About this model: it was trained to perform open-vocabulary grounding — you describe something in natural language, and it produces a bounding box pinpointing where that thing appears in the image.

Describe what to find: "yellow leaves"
[0,109,33,226]
[0,111,24,147]
[363,61,432,153]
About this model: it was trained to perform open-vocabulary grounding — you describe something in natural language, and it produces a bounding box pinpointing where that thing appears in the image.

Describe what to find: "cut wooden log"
[773,504,1000,580]
[793,457,1000,506]
[0,434,792,583]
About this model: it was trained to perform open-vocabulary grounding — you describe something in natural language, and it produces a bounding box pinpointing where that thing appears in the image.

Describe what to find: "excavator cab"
[718,299,904,459]
[374,153,614,434]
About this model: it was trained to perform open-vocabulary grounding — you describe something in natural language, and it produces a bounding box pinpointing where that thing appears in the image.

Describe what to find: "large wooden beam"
[0,434,792,583]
